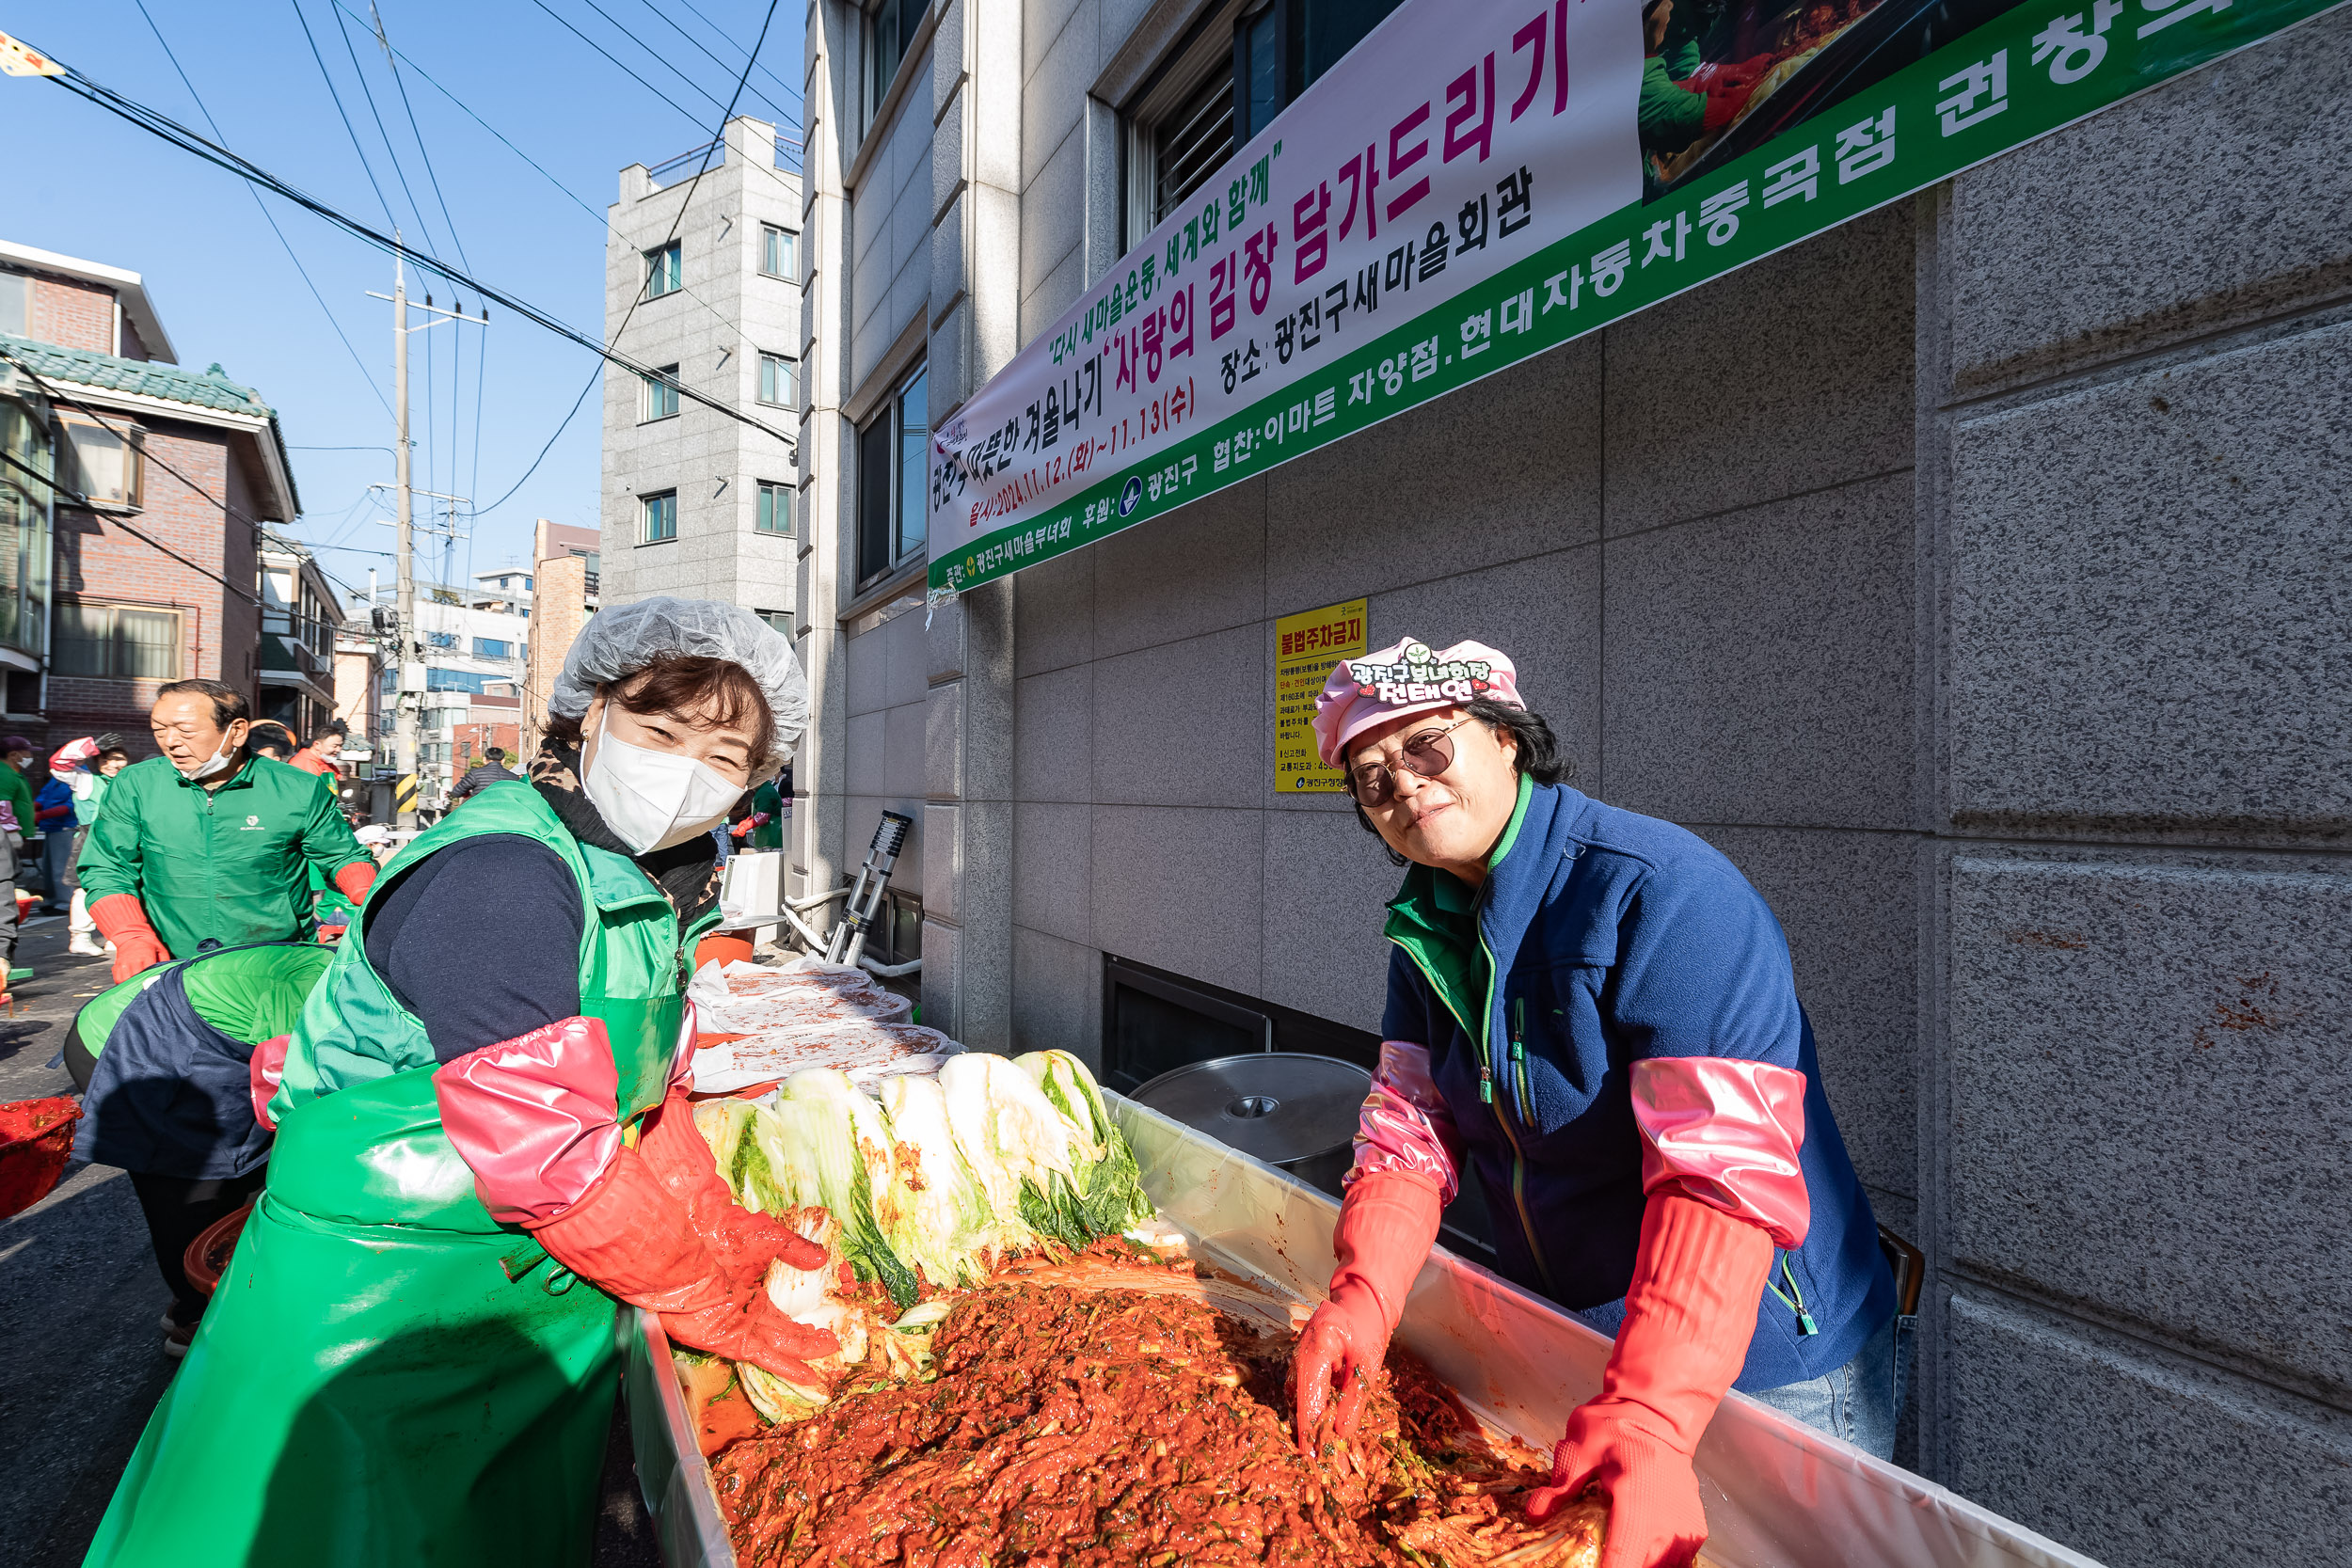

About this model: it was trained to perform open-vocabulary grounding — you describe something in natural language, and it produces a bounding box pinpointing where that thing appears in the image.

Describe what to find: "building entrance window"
[854,362,926,587]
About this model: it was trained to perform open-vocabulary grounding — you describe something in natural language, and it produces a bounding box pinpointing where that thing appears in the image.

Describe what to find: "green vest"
[268,784,713,1228]
[86,785,723,1568]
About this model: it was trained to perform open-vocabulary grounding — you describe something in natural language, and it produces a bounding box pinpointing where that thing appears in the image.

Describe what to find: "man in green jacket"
[80,679,378,986]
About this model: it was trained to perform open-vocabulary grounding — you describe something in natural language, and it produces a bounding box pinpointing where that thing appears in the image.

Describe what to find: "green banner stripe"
[933,0,2337,597]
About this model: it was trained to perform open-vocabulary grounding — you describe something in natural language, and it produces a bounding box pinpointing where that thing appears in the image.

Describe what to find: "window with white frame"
[55,600,180,679]
[642,365,681,421]
[644,241,682,298]
[641,490,677,544]
[760,226,799,281]
[758,352,798,409]
[755,480,793,536]
[59,418,140,509]
[755,609,793,638]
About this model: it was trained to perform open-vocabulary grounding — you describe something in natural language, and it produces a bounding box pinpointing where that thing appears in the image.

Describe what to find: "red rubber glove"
[1525,1191,1775,1568]
[1292,1170,1444,1453]
[88,894,171,985]
[1701,77,1756,131]
[331,860,377,905]
[531,1145,840,1384]
[637,1082,827,1290]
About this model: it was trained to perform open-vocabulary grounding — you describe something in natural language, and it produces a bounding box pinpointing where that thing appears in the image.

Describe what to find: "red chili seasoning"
[711,1280,1606,1567]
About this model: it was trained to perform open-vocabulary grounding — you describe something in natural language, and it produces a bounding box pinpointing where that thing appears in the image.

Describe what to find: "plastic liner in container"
[623,1092,2108,1568]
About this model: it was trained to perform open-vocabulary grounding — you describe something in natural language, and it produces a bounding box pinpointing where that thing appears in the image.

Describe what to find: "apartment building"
[790,2,2352,1563]
[0,238,297,753]
[255,531,342,744]
[598,119,803,643]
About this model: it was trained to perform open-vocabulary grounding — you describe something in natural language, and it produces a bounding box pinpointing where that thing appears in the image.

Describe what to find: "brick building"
[0,239,297,756]
[521,516,599,759]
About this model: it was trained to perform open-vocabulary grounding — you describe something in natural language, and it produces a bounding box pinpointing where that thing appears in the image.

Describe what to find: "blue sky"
[1,0,802,610]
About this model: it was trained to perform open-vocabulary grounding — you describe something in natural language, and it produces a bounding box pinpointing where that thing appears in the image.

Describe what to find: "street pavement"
[0,917,662,1567]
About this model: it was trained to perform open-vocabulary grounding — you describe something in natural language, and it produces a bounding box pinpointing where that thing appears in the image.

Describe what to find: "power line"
[470,0,786,524]
[613,0,803,129]
[367,4,473,273]
[130,0,394,423]
[327,2,605,223]
[522,0,802,194]
[286,0,400,232]
[328,0,438,257]
[25,55,796,447]
[669,0,804,108]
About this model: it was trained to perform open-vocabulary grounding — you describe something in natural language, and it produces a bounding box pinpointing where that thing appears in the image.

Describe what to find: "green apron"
[85,788,720,1568]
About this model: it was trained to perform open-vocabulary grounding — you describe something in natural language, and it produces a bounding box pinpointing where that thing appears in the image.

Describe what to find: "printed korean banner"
[928,0,2340,598]
[1275,599,1369,793]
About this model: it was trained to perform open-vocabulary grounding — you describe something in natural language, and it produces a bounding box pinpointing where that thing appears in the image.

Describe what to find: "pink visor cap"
[1312,637,1524,768]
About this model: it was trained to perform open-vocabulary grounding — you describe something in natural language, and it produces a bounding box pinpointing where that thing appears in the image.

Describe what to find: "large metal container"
[1129,1053,1369,1196]
[625,1094,2107,1568]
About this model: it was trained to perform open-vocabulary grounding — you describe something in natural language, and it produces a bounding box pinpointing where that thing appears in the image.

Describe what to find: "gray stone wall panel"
[1263,336,1602,613]
[1946,321,2352,837]
[1090,477,1266,657]
[1089,804,1264,995]
[1012,800,1092,944]
[1259,810,1402,1037]
[1692,825,1922,1201]
[1947,5,2352,396]
[1090,623,1264,808]
[1944,1291,2352,1568]
[1013,662,1093,801]
[1948,853,2352,1395]
[1012,924,1103,1066]
[1604,471,1916,829]
[1602,204,1914,536]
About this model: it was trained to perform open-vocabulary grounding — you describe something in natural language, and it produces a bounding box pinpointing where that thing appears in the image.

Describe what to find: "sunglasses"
[1347,717,1474,807]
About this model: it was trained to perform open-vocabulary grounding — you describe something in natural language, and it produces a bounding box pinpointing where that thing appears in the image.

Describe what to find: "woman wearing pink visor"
[1290,637,1899,1568]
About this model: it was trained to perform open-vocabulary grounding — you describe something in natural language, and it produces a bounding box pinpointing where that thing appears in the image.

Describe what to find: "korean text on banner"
[928,0,2342,602]
[1275,600,1368,794]
[928,0,1643,594]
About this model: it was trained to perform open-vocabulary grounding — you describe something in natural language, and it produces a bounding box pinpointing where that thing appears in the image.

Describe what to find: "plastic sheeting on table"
[623,1090,2108,1568]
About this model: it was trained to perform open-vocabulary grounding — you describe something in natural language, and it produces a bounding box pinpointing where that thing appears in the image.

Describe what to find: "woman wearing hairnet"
[87,600,833,1568]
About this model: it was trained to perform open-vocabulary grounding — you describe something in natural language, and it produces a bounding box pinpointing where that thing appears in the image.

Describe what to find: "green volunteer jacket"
[0,759,37,842]
[76,753,370,958]
[1639,55,1708,154]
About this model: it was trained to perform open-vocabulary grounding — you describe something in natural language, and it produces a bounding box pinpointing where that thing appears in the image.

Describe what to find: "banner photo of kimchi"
[926,0,2341,602]
[1644,0,2033,195]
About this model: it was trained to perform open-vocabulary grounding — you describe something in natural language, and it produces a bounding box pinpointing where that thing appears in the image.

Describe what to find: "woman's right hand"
[1292,1285,1392,1452]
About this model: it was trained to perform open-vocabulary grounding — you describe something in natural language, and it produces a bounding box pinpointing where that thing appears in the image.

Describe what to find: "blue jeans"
[1743,1310,1913,1460]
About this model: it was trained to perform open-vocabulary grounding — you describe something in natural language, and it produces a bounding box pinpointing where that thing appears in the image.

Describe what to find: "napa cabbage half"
[938,1053,1095,1251]
[877,1073,995,1288]
[769,1069,920,1307]
[1018,1050,1155,1238]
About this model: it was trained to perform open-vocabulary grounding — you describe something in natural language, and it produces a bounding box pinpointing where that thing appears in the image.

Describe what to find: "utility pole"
[369,242,483,831]
[392,248,417,830]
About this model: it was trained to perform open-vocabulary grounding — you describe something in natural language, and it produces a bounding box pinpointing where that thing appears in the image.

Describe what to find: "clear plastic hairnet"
[550,596,810,761]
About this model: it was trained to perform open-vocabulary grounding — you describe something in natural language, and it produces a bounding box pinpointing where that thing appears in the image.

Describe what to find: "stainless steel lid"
[1129,1053,1371,1165]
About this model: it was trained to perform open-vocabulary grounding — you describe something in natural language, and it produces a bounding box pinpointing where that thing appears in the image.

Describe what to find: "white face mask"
[581,711,744,854]
[179,733,239,782]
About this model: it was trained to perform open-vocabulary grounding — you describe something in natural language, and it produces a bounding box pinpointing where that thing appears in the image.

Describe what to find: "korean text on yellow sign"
[1274,599,1366,794]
